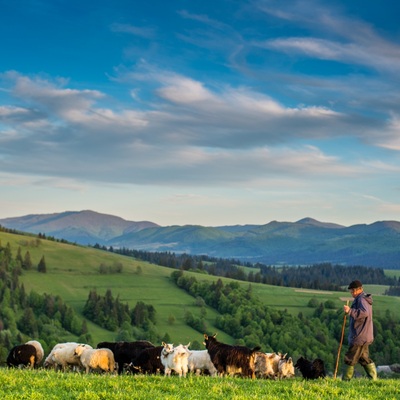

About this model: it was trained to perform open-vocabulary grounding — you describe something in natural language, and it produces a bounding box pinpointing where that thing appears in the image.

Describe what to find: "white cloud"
[0,68,396,193]
[0,105,31,119]
[157,76,217,104]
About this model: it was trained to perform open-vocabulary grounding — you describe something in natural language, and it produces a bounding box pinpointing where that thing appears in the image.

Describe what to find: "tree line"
[0,225,75,245]
[101,246,399,292]
[257,263,396,290]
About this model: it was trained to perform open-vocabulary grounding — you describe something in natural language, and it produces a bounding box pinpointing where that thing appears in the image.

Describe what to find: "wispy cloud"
[262,37,400,73]
[110,23,156,39]
[374,115,400,151]
[254,0,400,73]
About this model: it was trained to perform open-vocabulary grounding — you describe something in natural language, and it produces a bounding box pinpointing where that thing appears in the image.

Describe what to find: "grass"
[0,369,399,400]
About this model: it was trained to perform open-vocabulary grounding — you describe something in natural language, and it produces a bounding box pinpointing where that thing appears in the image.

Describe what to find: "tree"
[16,247,23,267]
[132,301,148,327]
[4,242,12,264]
[37,255,47,273]
[23,251,32,270]
[18,308,38,337]
[81,319,88,335]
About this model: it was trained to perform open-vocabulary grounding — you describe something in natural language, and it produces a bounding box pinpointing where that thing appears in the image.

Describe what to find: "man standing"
[343,280,377,380]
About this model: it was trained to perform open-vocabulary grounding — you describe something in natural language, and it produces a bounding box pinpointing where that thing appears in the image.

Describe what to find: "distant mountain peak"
[296,217,344,229]
[0,210,159,242]
[297,217,320,224]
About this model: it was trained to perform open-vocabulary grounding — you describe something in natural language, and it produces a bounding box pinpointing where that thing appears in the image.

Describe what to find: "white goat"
[278,356,295,379]
[187,349,217,376]
[161,342,190,377]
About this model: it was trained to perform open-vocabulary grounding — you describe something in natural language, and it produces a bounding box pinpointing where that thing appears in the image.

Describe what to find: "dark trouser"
[344,343,373,367]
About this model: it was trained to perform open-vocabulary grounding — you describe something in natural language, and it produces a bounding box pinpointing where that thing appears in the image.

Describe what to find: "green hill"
[1,230,399,349]
[0,230,231,345]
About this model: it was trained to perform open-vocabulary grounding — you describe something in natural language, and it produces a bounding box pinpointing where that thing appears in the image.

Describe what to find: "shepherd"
[342,280,377,381]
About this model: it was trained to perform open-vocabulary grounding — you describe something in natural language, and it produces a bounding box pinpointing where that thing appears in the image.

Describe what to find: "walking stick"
[334,300,349,379]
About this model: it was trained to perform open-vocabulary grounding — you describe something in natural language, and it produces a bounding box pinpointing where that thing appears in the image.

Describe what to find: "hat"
[348,280,363,289]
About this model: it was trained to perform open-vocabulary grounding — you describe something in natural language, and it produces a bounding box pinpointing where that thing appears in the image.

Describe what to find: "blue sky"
[1,0,399,227]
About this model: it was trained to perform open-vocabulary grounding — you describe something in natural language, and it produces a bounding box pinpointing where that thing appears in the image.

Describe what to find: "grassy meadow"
[1,230,400,348]
[1,369,400,400]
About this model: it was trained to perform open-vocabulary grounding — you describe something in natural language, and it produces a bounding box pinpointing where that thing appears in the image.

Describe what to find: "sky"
[1,0,399,227]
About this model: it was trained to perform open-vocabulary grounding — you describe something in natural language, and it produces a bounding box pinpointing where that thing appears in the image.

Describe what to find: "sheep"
[44,342,76,370]
[74,344,115,374]
[187,349,217,376]
[161,342,190,377]
[44,342,93,371]
[7,344,37,368]
[25,340,44,367]
[377,365,393,374]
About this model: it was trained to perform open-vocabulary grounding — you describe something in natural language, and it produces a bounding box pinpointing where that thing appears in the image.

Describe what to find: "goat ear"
[162,342,166,346]
[204,334,208,339]
[213,333,217,338]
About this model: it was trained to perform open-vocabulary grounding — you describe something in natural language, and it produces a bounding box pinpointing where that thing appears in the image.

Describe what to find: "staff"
[334,299,349,379]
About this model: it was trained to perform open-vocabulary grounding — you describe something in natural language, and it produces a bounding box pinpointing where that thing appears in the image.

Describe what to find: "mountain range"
[1,210,400,268]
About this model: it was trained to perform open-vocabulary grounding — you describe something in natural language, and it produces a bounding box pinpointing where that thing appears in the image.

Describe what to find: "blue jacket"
[348,291,374,346]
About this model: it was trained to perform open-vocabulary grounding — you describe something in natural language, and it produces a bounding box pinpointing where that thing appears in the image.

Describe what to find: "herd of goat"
[5,334,326,380]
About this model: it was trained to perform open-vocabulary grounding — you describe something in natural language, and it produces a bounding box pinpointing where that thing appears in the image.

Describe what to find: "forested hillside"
[1,228,400,372]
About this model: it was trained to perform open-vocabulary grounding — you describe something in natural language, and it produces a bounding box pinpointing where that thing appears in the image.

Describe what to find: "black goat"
[295,356,326,380]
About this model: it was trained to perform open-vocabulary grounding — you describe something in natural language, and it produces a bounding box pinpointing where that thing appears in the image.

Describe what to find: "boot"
[364,363,378,380]
[342,365,354,381]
